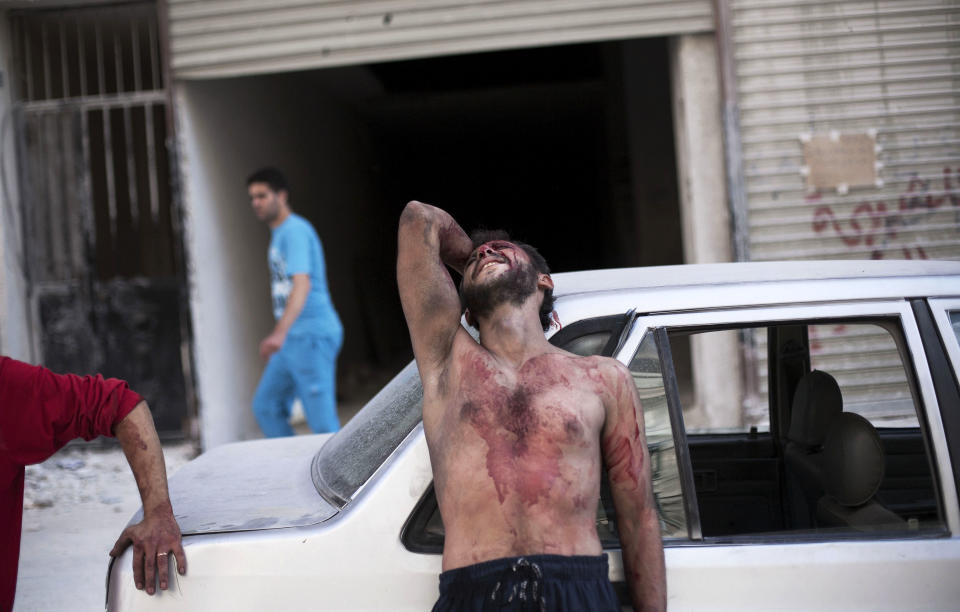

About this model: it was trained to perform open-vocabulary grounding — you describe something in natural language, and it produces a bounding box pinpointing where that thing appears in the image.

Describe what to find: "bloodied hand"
[109,401,188,595]
[110,508,187,594]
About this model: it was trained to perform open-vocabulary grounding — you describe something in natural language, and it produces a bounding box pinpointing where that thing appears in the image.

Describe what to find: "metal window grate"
[10,2,175,284]
[10,2,163,104]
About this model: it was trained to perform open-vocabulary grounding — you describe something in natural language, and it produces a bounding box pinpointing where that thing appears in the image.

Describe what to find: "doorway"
[364,38,682,274]
[356,38,684,362]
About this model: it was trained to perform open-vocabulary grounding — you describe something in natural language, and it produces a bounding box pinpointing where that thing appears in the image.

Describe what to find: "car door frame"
[922,297,960,506]
[617,299,959,539]
[605,298,960,608]
[927,298,960,378]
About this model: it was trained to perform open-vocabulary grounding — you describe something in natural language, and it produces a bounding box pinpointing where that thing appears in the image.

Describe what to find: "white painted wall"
[670,33,743,429]
[0,10,33,362]
[670,34,732,266]
[176,68,381,450]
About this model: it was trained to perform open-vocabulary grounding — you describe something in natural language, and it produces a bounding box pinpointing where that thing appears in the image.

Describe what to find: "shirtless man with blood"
[397,201,665,611]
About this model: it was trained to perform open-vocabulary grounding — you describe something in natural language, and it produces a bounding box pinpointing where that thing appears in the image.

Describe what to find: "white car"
[107,260,960,610]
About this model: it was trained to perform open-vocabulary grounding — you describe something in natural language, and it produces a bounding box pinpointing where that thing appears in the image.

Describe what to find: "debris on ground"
[23,441,197,514]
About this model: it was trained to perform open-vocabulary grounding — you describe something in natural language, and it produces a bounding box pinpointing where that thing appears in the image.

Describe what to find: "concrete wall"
[670,33,743,429]
[671,34,733,267]
[176,68,381,450]
[0,10,33,362]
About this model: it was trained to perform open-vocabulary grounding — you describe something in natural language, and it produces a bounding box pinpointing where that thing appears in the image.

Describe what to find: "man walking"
[248,167,343,436]
[397,201,665,611]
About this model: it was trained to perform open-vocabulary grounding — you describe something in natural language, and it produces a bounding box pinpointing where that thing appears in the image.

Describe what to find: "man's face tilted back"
[460,240,540,324]
[249,181,285,226]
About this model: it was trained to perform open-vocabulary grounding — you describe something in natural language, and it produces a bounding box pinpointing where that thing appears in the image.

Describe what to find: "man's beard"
[461,261,538,322]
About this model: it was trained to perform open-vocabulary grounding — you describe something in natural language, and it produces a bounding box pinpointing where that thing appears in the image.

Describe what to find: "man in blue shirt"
[247,167,344,435]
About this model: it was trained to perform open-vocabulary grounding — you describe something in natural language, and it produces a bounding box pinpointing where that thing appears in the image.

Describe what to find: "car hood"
[131,434,339,535]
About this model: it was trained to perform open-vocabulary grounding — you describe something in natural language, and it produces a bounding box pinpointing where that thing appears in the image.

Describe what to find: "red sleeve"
[0,356,143,466]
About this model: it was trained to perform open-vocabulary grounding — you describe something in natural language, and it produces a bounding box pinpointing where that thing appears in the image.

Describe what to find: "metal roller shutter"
[167,0,714,79]
[730,1,958,422]
[732,0,960,262]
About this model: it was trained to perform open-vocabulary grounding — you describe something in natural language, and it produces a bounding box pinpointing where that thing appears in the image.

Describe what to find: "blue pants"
[433,554,619,612]
[253,333,341,436]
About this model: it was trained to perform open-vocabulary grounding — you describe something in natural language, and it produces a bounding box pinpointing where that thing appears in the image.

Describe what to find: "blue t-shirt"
[268,213,342,338]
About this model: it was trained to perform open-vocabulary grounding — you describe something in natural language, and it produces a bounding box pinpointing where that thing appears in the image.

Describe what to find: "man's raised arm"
[602,362,666,612]
[397,201,473,374]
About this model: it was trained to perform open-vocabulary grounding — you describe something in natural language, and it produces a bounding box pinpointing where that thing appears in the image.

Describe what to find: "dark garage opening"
[352,38,684,367]
[364,38,681,274]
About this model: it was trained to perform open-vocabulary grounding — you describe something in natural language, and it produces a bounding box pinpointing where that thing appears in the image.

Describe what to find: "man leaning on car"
[397,201,666,611]
[0,356,186,611]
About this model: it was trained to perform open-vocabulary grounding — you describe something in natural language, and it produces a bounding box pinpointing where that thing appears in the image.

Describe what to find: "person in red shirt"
[0,356,187,611]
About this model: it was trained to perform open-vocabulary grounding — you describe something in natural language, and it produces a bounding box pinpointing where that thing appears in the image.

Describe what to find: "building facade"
[1,0,956,448]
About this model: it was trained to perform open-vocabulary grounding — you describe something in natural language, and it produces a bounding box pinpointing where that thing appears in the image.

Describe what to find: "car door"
[926,297,960,497]
[608,299,960,610]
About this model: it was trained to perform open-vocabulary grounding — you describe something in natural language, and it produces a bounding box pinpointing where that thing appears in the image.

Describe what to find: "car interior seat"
[784,370,843,526]
[816,411,906,531]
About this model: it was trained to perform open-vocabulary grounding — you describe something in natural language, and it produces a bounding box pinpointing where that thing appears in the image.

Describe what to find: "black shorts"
[432,553,619,612]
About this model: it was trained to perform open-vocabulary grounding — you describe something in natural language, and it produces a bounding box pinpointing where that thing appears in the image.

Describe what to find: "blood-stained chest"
[431,350,607,505]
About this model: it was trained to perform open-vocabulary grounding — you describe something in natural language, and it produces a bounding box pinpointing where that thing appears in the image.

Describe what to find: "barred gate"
[9,2,192,436]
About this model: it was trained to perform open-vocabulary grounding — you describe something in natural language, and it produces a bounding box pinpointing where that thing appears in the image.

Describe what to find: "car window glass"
[808,323,918,427]
[670,329,766,433]
[313,361,423,505]
[652,318,945,542]
[950,311,960,343]
[626,332,688,539]
[564,331,613,357]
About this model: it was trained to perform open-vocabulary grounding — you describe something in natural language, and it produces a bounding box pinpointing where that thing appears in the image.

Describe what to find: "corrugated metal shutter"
[731,1,959,419]
[168,0,714,79]
[732,0,960,263]
[753,323,916,427]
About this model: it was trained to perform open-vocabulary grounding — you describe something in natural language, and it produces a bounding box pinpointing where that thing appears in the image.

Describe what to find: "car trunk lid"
[131,434,338,535]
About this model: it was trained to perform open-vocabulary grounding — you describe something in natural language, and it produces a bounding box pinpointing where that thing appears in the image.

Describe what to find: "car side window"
[624,333,687,539]
[563,332,610,356]
[807,323,918,427]
[622,317,947,544]
[926,301,960,390]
